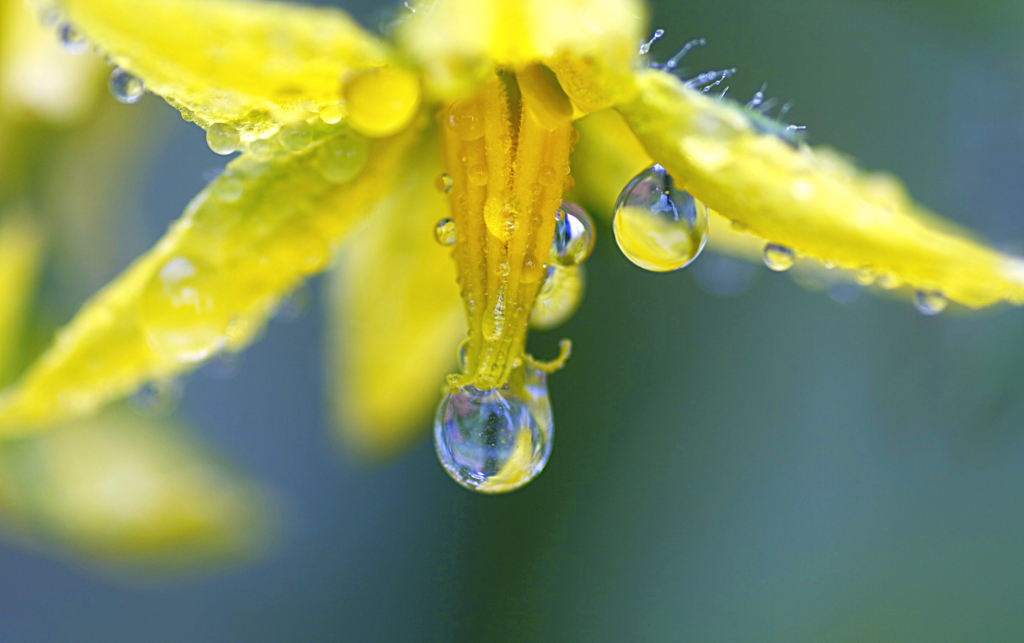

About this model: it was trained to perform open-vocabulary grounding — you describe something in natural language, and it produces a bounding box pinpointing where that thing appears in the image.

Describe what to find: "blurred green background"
[4,0,1024,641]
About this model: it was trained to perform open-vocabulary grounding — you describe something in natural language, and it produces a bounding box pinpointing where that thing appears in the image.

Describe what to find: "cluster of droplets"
[612,164,709,272]
[434,365,553,494]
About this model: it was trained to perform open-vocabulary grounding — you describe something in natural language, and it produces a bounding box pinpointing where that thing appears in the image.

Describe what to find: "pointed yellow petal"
[570,108,764,261]
[617,70,1024,308]
[0,212,46,385]
[0,409,270,570]
[330,128,465,459]
[49,0,406,136]
[399,0,645,112]
[0,122,423,433]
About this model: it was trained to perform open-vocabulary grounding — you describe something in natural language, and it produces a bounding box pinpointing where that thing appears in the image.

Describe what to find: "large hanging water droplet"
[58,23,87,54]
[207,123,240,155]
[550,203,595,267]
[914,290,947,316]
[434,366,553,493]
[763,243,795,272]
[139,256,232,362]
[530,265,586,330]
[280,121,312,151]
[612,164,709,272]
[108,67,145,104]
[435,218,456,246]
[316,129,369,183]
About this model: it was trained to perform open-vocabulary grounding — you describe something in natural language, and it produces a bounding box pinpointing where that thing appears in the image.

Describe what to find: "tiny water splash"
[109,68,145,104]
[550,203,595,267]
[613,164,709,272]
[434,366,553,494]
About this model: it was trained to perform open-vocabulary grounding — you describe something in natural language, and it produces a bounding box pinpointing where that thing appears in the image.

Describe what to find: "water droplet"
[434,366,554,493]
[108,67,145,104]
[58,23,87,54]
[130,379,183,417]
[435,218,456,246]
[550,203,594,267]
[436,173,453,194]
[468,164,488,187]
[877,272,902,290]
[539,166,559,186]
[854,266,876,286]
[457,339,470,373]
[763,243,795,272]
[829,282,862,305]
[447,99,484,141]
[207,123,240,155]
[212,171,243,202]
[914,290,947,316]
[316,129,369,183]
[281,121,312,151]
[248,137,278,160]
[140,256,232,362]
[612,165,709,272]
[530,264,586,330]
[318,102,345,124]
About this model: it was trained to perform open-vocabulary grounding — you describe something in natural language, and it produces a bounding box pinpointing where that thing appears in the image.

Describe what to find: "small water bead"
[248,137,278,160]
[109,68,145,104]
[281,121,313,152]
[457,339,470,373]
[435,173,453,194]
[613,165,709,272]
[435,218,457,246]
[854,266,876,286]
[914,290,947,316]
[447,99,484,141]
[318,102,345,125]
[139,256,233,362]
[316,129,369,183]
[763,243,795,272]
[434,366,554,493]
[530,264,586,330]
[550,203,594,267]
[207,123,240,155]
[468,164,488,187]
[877,272,902,290]
[58,23,87,54]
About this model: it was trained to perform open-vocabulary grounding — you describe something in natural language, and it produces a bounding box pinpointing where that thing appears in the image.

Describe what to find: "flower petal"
[398,0,645,111]
[0,122,424,432]
[0,408,271,571]
[570,108,764,260]
[617,70,1024,308]
[0,211,46,385]
[330,128,465,459]
[48,0,401,134]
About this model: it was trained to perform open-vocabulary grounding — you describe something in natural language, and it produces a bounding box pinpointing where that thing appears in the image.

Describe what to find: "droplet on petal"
[207,123,240,155]
[763,243,795,272]
[58,23,87,54]
[212,171,243,202]
[530,265,586,330]
[435,218,456,246]
[914,290,947,316]
[877,272,902,290]
[550,203,595,267]
[457,338,470,373]
[139,256,232,362]
[434,367,554,494]
[436,173,453,194]
[613,164,709,272]
[108,67,145,104]
[318,102,345,124]
[316,129,369,183]
[280,121,313,152]
[854,266,876,286]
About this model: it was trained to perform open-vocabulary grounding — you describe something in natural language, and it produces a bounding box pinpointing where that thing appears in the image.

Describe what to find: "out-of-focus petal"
[0,122,424,433]
[618,70,1024,308]
[0,408,271,572]
[0,211,46,385]
[330,127,465,459]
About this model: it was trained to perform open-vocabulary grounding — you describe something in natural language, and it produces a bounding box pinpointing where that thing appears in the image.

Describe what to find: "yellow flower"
[3,0,1024,493]
[0,0,270,571]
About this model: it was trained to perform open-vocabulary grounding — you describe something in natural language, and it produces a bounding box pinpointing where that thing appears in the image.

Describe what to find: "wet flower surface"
[4,0,1024,492]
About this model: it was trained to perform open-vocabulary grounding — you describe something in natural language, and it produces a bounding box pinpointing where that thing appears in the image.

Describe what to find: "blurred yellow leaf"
[0,211,46,385]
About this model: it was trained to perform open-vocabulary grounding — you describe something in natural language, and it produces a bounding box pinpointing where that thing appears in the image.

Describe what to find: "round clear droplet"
[613,164,709,272]
[207,123,240,155]
[457,339,470,373]
[58,23,87,54]
[914,290,947,316]
[108,67,145,104]
[212,171,243,202]
[281,121,313,151]
[763,243,795,272]
[434,367,554,494]
[854,266,876,286]
[877,272,902,290]
[435,218,456,246]
[436,173,453,194]
[531,264,586,330]
[550,203,595,267]
[139,256,232,362]
[316,129,369,183]
[318,102,345,124]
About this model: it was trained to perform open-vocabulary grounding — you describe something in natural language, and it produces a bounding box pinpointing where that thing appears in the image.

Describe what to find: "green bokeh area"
[5,0,1024,641]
